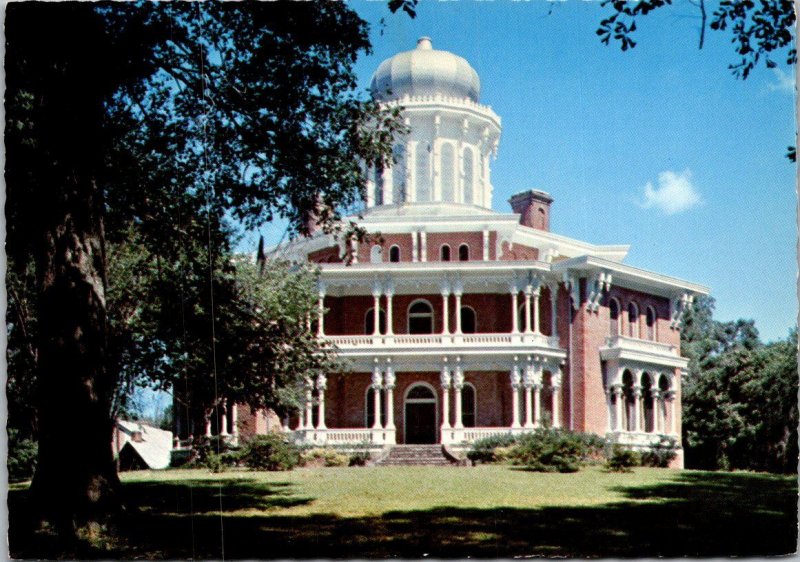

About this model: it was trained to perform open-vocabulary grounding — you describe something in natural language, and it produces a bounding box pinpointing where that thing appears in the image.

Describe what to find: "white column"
[669,391,676,434]
[510,284,520,334]
[532,286,541,335]
[652,389,661,433]
[523,359,534,429]
[351,238,358,264]
[552,384,562,428]
[220,400,229,436]
[441,289,450,335]
[372,283,382,336]
[385,288,394,336]
[412,230,419,262]
[204,410,212,437]
[317,289,326,337]
[523,285,533,334]
[549,283,558,338]
[633,387,642,432]
[371,362,383,429]
[316,373,327,430]
[453,360,464,429]
[440,360,452,430]
[482,228,489,261]
[304,380,314,430]
[231,403,239,437]
[510,359,522,429]
[614,386,624,431]
[420,230,427,262]
[384,361,396,431]
[454,291,463,334]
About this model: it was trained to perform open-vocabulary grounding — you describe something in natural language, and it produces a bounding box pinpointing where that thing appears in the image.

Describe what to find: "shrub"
[466,433,519,464]
[606,444,641,472]
[300,448,349,467]
[641,437,678,468]
[348,451,370,467]
[186,435,236,468]
[8,430,37,482]
[239,434,300,471]
[512,428,602,473]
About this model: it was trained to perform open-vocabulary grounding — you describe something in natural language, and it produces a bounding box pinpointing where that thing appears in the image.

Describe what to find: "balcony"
[325,332,561,352]
[599,335,688,369]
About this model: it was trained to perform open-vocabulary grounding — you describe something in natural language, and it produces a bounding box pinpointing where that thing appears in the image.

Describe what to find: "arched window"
[459,244,470,261]
[461,383,476,428]
[373,167,384,206]
[365,308,386,335]
[370,245,383,264]
[646,306,656,341]
[392,144,406,204]
[627,302,639,338]
[622,370,635,431]
[460,307,477,334]
[609,298,621,336]
[365,386,387,428]
[389,245,401,263]
[415,143,431,202]
[408,300,434,334]
[462,148,474,205]
[440,244,451,262]
[440,143,455,202]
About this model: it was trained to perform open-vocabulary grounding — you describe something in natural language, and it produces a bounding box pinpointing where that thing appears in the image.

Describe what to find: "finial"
[417,37,433,50]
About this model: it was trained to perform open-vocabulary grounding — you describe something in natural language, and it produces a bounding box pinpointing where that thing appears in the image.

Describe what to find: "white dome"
[370,37,481,103]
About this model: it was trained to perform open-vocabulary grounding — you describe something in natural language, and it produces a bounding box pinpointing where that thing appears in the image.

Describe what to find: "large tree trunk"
[29,173,120,533]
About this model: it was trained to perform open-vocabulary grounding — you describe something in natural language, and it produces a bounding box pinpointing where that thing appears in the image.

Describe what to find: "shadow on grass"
[9,470,797,559]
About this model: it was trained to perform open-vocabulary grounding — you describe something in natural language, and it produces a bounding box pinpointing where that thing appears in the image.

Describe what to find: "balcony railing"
[604,335,678,355]
[325,332,560,349]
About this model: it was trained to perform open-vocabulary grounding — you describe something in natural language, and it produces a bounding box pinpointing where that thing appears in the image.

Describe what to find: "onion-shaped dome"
[370,37,481,102]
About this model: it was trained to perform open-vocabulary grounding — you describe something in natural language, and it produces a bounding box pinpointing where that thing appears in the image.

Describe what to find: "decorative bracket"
[586,271,612,312]
[562,272,580,311]
[670,292,694,328]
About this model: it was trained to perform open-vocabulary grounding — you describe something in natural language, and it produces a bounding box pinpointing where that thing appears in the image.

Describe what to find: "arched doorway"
[404,383,437,444]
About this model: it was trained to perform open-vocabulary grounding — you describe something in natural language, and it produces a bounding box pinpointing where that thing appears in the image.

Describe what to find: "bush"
[8,430,37,482]
[300,448,349,467]
[466,433,519,464]
[606,444,641,472]
[348,451,371,467]
[239,434,300,471]
[512,428,603,473]
[186,435,236,468]
[641,437,678,468]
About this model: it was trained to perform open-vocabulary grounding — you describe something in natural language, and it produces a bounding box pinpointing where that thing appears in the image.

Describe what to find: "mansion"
[178,38,708,467]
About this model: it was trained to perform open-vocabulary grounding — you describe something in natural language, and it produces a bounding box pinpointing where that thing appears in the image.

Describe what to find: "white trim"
[403,382,439,444]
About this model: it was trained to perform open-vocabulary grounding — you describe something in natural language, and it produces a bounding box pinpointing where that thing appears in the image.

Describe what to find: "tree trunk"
[29,172,120,533]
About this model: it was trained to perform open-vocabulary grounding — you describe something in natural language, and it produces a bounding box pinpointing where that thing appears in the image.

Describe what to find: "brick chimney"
[509,190,553,231]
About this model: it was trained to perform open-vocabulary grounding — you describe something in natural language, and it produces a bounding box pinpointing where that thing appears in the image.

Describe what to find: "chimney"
[509,190,553,231]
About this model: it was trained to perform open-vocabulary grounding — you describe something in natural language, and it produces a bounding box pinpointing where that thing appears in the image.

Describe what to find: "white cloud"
[766,67,795,94]
[640,169,702,215]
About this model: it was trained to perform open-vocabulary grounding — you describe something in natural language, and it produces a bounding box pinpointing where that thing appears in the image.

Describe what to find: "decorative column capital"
[315,373,327,391]
[452,279,464,297]
[508,280,520,294]
[453,363,465,389]
[440,358,451,388]
[371,280,383,298]
[612,385,624,397]
[304,376,314,390]
[440,280,451,296]
[317,280,327,298]
[633,386,643,398]
[384,279,395,298]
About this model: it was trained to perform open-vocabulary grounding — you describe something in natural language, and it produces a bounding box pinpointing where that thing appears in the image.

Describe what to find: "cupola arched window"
[459,244,470,261]
[392,144,406,204]
[462,148,474,205]
[415,144,431,202]
[441,244,451,262]
[628,302,639,338]
[440,143,455,202]
[646,306,656,341]
[460,306,477,334]
[389,245,401,262]
[408,300,434,334]
[609,298,621,336]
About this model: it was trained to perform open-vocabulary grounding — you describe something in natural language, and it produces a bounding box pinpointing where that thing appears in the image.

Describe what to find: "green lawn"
[9,465,797,558]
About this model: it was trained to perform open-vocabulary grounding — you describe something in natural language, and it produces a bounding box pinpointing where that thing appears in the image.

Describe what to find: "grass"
[9,465,798,558]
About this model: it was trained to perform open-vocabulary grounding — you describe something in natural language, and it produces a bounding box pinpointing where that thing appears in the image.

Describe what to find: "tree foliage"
[681,297,797,472]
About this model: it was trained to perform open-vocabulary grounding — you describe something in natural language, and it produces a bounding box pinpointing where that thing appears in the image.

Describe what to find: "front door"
[404,384,437,444]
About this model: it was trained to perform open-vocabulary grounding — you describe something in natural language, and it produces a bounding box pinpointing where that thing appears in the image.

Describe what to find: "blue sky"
[254,0,796,343]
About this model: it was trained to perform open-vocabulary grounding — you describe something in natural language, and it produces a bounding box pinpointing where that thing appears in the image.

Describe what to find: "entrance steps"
[373,444,459,466]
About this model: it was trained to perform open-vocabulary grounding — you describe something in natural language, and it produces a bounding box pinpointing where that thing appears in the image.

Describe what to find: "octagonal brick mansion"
[222,38,708,466]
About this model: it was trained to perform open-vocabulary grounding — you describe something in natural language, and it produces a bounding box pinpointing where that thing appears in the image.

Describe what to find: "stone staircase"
[373,444,460,466]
